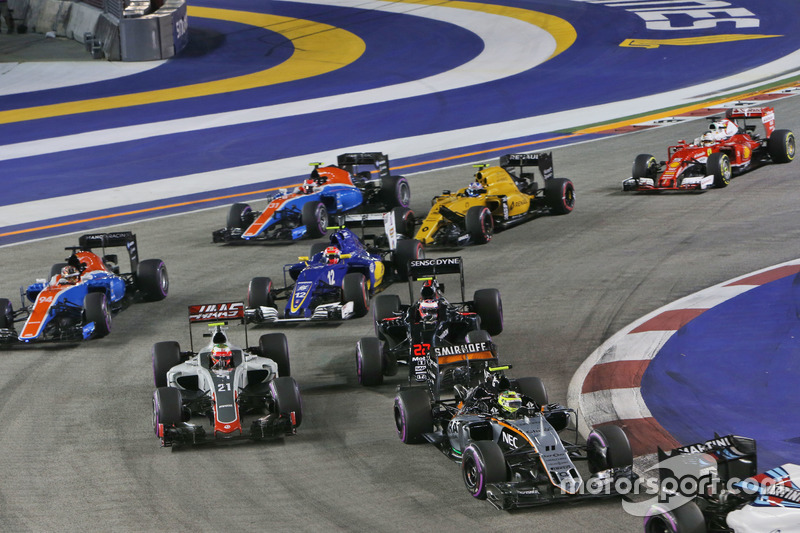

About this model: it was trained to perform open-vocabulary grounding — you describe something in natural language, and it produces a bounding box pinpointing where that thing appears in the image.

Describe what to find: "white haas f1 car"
[151,301,301,447]
[644,434,800,533]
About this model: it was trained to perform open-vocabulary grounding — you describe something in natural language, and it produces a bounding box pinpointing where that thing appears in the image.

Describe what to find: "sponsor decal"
[671,435,733,455]
[410,257,461,267]
[432,342,489,357]
[501,429,519,448]
[326,270,336,285]
[188,302,245,322]
[291,282,313,312]
[411,355,427,382]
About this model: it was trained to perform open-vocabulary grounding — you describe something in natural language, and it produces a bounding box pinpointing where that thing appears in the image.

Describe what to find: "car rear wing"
[187,301,247,352]
[656,434,758,493]
[725,106,776,137]
[338,211,401,250]
[337,152,391,179]
[499,152,554,181]
[406,257,466,302]
[71,231,139,275]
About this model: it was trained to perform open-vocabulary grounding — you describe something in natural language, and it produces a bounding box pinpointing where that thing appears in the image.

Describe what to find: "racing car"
[643,434,800,533]
[623,106,795,192]
[355,256,503,387]
[414,152,575,246]
[393,363,636,510]
[246,210,423,323]
[0,231,168,344]
[212,152,411,243]
[151,301,302,447]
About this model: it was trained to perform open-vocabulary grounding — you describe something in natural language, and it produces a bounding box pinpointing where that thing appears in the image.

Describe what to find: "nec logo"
[501,431,519,448]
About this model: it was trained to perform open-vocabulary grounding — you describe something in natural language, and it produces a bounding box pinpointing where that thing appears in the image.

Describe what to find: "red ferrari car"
[623,106,795,191]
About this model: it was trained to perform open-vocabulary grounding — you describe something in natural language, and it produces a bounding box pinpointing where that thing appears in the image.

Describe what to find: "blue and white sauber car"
[151,301,302,447]
[644,434,800,533]
[245,210,423,322]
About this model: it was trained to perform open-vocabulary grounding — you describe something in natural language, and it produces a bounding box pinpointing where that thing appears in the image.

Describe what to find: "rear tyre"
[372,294,400,339]
[544,177,576,214]
[259,333,291,377]
[464,329,492,345]
[309,242,328,259]
[768,129,796,163]
[391,206,416,237]
[302,202,328,239]
[513,376,548,406]
[473,288,503,336]
[707,152,732,188]
[643,501,706,533]
[152,341,182,387]
[394,388,433,444]
[247,277,275,309]
[356,337,383,386]
[137,259,169,301]
[153,386,183,435]
[465,206,493,245]
[270,376,303,427]
[227,202,254,230]
[393,238,423,279]
[462,440,508,499]
[0,298,13,329]
[632,154,658,180]
[381,175,411,209]
[84,292,111,337]
[586,425,633,474]
[342,273,369,318]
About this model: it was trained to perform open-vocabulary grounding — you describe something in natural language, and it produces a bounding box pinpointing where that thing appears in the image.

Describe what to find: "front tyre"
[544,177,575,215]
[632,154,658,180]
[137,259,169,301]
[393,239,423,279]
[342,272,369,318]
[768,129,796,163]
[247,277,275,309]
[0,298,13,329]
[586,425,633,474]
[270,376,303,427]
[227,202,254,230]
[473,288,503,336]
[301,202,328,239]
[465,206,493,245]
[462,440,508,499]
[84,292,111,337]
[153,386,183,435]
[706,152,731,188]
[643,501,706,533]
[394,388,433,444]
[381,175,411,209]
[356,337,383,386]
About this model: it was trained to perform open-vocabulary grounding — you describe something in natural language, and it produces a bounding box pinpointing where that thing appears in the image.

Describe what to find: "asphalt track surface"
[0,96,798,531]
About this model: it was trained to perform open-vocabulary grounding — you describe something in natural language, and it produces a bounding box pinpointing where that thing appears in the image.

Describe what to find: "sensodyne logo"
[410,258,461,267]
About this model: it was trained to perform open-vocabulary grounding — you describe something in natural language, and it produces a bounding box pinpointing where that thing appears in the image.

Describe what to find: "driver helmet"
[301,179,316,194]
[420,279,439,300]
[465,182,483,197]
[708,119,737,139]
[324,246,341,265]
[418,299,438,323]
[59,265,80,285]
[210,343,233,369]
[498,390,522,415]
[700,131,716,146]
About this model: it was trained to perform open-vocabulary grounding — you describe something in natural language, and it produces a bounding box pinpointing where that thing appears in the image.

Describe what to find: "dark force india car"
[644,435,800,533]
[0,231,168,344]
[151,301,302,447]
[394,363,636,510]
[623,106,795,192]
[414,152,575,246]
[355,256,503,387]
[245,211,423,322]
[213,152,410,243]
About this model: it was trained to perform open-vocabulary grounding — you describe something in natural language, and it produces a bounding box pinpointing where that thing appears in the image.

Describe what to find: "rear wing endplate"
[499,152,554,181]
[337,152,391,179]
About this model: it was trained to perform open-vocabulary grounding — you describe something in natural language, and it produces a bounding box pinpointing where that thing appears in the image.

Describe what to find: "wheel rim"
[399,182,411,207]
[318,205,328,232]
[482,210,493,238]
[463,454,482,495]
[159,266,169,295]
[564,186,575,208]
[788,136,796,159]
[394,404,406,440]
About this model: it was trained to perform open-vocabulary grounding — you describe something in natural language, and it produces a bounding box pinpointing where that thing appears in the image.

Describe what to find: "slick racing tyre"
[391,206,416,238]
[707,152,731,188]
[137,259,169,301]
[382,341,398,377]
[372,294,400,339]
[309,242,328,259]
[356,337,383,386]
[465,206,493,245]
[768,129,796,163]
[153,386,183,435]
[473,288,503,336]
[49,262,67,280]
[462,440,508,499]
[0,298,12,329]
[393,238,423,279]
[259,333,291,377]
[227,202,254,230]
[342,273,369,318]
[513,377,548,406]
[302,202,328,239]
[394,388,433,444]
[544,177,576,215]
[84,292,111,337]
[152,341,182,387]
[270,376,303,427]
[632,154,658,180]
[586,425,633,474]
[380,175,411,209]
[643,501,706,533]
[247,277,275,309]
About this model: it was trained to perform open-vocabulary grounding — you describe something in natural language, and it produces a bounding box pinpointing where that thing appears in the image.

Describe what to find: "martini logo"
[188,302,244,322]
